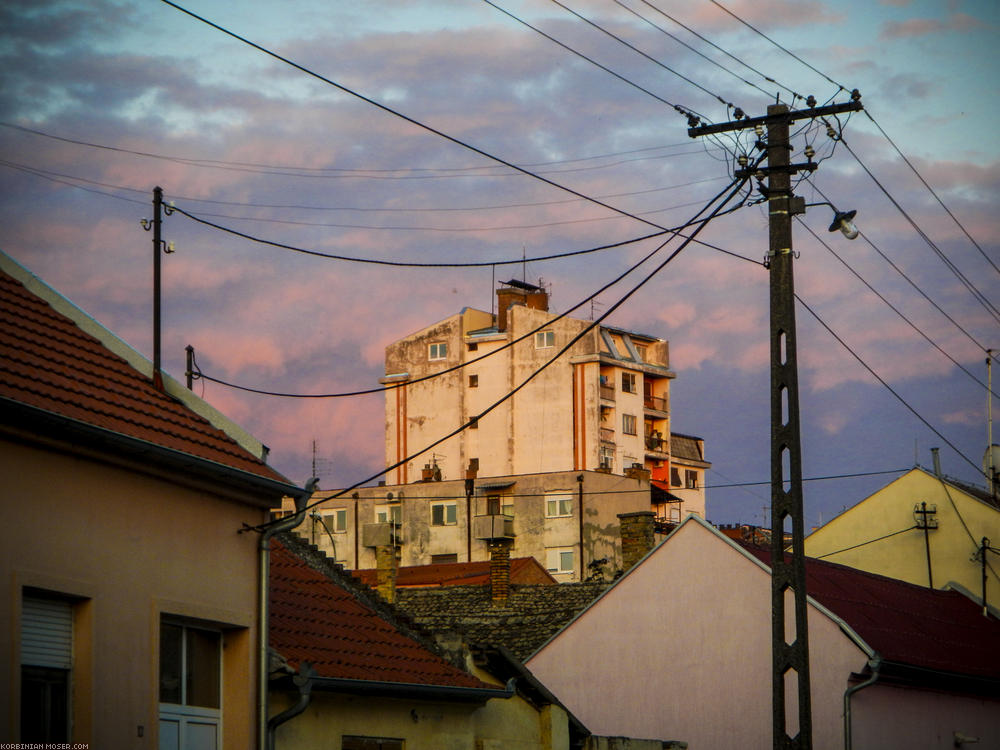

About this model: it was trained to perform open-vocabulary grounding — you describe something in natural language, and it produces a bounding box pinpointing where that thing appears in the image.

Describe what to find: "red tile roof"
[352,557,557,588]
[744,545,1000,680]
[269,537,492,688]
[0,266,287,485]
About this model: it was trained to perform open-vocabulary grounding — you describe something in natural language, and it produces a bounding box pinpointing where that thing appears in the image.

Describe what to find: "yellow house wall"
[803,468,1000,602]
[268,689,570,750]
[1,437,266,748]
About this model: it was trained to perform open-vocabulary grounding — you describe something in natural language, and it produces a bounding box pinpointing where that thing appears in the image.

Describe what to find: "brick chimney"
[496,280,548,332]
[375,544,399,603]
[487,538,513,605]
[618,511,655,571]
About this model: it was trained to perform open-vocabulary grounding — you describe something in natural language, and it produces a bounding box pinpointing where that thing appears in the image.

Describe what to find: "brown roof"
[0,263,289,487]
[395,581,608,661]
[669,433,707,464]
[744,545,1000,683]
[270,534,492,689]
[352,557,557,588]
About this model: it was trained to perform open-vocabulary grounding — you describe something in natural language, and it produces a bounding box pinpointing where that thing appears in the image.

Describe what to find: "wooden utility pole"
[689,96,862,749]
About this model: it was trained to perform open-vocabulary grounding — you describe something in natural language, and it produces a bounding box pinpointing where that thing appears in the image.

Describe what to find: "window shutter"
[21,596,72,669]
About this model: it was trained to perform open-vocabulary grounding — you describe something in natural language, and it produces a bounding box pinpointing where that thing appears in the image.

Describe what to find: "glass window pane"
[560,551,574,571]
[446,504,457,524]
[185,629,220,709]
[159,623,183,704]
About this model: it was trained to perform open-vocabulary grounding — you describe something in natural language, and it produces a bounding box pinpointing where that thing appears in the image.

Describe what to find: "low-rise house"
[0,253,304,747]
[352,556,556,588]
[267,532,588,749]
[526,514,1000,750]
[804,464,1000,606]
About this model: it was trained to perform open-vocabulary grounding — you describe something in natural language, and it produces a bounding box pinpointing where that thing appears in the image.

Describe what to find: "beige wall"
[804,468,1000,603]
[527,518,867,748]
[269,688,571,750]
[1,437,267,748]
[290,470,654,581]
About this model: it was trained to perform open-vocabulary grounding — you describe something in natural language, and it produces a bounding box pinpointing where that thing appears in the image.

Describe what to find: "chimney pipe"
[931,447,941,477]
[488,538,513,605]
[375,544,399,603]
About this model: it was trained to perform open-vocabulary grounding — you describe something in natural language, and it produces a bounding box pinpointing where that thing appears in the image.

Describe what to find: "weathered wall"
[1,437,265,748]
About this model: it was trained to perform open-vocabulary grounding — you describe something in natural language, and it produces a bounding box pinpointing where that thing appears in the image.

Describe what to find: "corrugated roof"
[0,264,288,485]
[395,582,608,661]
[352,557,556,588]
[744,545,1000,680]
[270,535,490,688]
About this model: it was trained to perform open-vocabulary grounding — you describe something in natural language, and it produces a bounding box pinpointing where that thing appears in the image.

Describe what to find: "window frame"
[430,501,458,526]
[545,491,574,518]
[158,618,222,750]
[621,372,637,393]
[546,547,576,575]
[375,503,401,525]
[622,413,637,436]
[428,342,448,361]
[535,330,555,349]
[685,470,699,489]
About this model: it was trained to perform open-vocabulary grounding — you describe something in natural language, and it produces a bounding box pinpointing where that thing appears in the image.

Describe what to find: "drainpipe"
[259,478,318,750]
[843,655,881,750]
[267,661,316,750]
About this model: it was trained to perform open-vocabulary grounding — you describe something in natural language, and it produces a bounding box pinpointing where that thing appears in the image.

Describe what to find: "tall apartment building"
[382,280,708,506]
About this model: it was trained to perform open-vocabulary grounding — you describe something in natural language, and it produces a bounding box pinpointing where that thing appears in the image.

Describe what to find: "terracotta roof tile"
[0,269,286,484]
[744,545,1000,680]
[352,557,557,588]
[270,535,490,688]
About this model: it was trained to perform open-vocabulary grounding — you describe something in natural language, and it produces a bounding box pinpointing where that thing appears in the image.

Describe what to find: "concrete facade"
[284,469,655,582]
[380,283,708,516]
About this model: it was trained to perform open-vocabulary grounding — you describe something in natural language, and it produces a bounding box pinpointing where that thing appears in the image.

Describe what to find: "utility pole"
[141,186,174,391]
[913,501,938,587]
[689,96,862,750]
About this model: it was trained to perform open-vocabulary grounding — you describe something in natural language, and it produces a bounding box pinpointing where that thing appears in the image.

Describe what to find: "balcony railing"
[645,435,667,452]
[599,427,615,444]
[600,384,615,401]
[644,394,668,412]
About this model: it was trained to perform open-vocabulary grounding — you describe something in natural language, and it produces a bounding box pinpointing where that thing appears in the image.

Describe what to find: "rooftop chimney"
[931,447,942,477]
[496,279,548,333]
[618,511,656,571]
[488,538,513,605]
[375,543,399,603]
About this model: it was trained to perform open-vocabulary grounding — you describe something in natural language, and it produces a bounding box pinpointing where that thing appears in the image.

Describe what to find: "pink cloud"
[880,12,985,39]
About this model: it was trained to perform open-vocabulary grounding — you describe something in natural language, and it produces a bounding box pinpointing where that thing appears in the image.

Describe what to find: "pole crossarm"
[687,100,863,138]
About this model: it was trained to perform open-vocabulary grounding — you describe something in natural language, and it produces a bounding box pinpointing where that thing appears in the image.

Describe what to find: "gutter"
[843,656,881,750]
[259,478,318,750]
[302,675,516,703]
[267,662,316,749]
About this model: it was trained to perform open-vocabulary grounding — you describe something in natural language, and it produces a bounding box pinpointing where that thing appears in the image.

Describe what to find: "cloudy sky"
[2,0,997,529]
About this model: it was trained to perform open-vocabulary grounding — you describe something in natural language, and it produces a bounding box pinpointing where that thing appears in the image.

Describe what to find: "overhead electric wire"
[159,0,668,234]
[837,137,1000,325]
[708,0,850,95]
[627,0,804,104]
[705,467,909,489]
[794,293,983,477]
[0,158,149,206]
[246,170,755,528]
[861,109,1000,277]
[547,0,742,111]
[814,525,920,559]
[797,217,998,400]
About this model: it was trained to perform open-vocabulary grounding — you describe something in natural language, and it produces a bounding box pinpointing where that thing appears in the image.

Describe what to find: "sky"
[1,0,997,530]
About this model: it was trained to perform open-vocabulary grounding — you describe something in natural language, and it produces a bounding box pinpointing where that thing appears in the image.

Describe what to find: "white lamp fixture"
[829,209,859,240]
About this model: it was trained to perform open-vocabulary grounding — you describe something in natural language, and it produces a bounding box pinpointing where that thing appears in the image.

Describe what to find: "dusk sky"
[2,0,997,529]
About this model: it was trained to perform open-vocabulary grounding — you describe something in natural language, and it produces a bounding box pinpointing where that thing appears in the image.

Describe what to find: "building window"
[321,508,347,532]
[376,503,401,525]
[467,342,478,352]
[671,467,682,487]
[635,344,647,361]
[599,445,614,470]
[159,619,221,750]
[621,372,637,393]
[485,494,514,517]
[545,491,573,518]
[535,330,555,348]
[429,342,447,360]
[430,553,458,564]
[343,738,404,750]
[469,374,479,387]
[546,547,575,575]
[431,502,457,526]
[623,414,637,435]
[685,470,699,489]
[21,593,72,743]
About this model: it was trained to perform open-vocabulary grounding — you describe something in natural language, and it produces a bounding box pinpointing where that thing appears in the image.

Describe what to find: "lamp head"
[829,209,859,240]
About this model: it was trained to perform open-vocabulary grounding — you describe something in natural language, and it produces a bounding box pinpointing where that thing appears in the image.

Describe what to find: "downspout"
[267,662,316,750]
[843,655,881,750]
[259,478,318,750]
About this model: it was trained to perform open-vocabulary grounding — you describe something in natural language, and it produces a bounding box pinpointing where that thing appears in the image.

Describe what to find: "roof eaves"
[0,252,269,461]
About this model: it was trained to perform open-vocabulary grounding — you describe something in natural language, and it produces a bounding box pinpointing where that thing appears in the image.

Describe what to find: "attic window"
[535,330,555,348]
[429,342,447,361]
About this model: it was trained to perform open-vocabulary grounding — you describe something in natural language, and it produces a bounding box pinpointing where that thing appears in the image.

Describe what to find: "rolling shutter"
[21,596,72,669]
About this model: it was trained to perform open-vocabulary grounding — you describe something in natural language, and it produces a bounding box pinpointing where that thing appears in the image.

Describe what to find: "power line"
[814,525,919,559]
[861,109,1000,278]
[158,0,668,234]
[794,293,983,477]
[705,468,909,489]
[249,170,754,528]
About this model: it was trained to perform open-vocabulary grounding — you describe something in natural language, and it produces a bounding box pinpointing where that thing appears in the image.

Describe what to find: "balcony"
[643,394,668,413]
[645,435,668,458]
[474,514,515,540]
[600,384,615,401]
[599,427,615,444]
[362,521,400,547]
